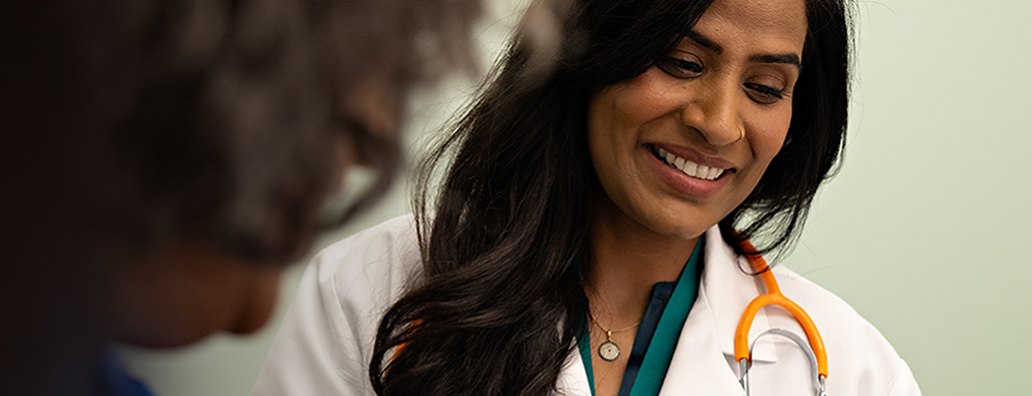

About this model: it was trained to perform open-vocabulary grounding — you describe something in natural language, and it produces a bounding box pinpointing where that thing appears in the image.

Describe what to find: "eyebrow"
[750,54,802,71]
[684,30,723,53]
[683,29,803,71]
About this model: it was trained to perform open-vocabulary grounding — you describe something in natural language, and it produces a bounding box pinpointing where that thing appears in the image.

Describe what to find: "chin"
[227,306,276,335]
[655,223,709,242]
[115,301,274,348]
[643,205,723,241]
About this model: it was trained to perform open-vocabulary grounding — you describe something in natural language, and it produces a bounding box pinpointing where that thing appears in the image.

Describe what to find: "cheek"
[752,110,792,163]
[603,73,683,134]
[587,90,626,182]
[588,77,677,165]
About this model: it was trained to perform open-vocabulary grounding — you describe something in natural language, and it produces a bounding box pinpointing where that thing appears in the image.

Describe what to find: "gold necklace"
[586,309,641,362]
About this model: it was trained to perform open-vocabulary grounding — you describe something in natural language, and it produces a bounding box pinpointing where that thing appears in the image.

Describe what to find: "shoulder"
[705,229,900,360]
[315,213,423,296]
[768,265,873,336]
[769,264,889,351]
[700,228,920,394]
[769,265,921,395]
[307,213,424,326]
[251,214,423,396]
[317,213,422,275]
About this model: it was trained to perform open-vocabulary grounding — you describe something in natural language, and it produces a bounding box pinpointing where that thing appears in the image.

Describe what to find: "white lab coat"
[252,215,921,396]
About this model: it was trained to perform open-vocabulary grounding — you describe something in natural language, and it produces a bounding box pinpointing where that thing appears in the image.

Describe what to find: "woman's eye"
[656,56,703,79]
[743,82,784,104]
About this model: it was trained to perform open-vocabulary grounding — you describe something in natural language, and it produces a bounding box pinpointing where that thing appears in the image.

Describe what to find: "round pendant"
[598,341,620,361]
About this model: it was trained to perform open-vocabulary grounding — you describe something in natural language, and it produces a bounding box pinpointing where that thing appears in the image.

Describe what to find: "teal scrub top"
[578,237,704,396]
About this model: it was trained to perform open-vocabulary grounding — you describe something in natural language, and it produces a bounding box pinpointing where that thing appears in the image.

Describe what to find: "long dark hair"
[370,0,852,394]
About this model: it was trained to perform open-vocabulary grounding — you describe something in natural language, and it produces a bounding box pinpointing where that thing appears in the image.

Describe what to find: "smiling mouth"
[648,145,731,181]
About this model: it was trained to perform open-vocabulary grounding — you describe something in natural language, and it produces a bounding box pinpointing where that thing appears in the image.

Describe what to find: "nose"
[679,76,743,147]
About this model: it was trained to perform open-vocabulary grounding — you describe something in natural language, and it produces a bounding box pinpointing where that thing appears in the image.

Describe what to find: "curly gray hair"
[4,0,480,263]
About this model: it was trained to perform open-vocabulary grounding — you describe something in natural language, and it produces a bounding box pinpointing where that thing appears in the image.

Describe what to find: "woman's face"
[587,0,807,241]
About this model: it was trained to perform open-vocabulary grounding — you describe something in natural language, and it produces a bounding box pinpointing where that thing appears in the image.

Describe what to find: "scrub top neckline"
[577,236,704,396]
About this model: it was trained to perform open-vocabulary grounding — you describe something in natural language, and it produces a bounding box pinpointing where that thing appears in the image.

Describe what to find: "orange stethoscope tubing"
[733,237,828,379]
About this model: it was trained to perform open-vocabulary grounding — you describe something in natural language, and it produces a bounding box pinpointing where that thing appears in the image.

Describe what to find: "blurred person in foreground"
[0,0,480,394]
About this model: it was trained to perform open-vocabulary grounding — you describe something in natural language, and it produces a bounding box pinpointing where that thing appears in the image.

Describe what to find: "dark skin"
[107,238,283,348]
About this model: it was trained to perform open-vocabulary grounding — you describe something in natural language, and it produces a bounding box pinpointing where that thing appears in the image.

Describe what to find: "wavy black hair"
[370,0,852,394]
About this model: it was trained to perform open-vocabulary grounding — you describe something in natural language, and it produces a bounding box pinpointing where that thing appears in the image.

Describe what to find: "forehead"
[694,0,808,53]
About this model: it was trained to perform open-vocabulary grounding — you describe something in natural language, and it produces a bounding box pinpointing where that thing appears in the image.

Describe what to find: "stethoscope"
[734,238,828,396]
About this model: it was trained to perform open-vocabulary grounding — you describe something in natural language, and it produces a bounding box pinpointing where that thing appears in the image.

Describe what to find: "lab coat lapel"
[700,227,779,364]
[656,278,746,395]
[657,227,779,395]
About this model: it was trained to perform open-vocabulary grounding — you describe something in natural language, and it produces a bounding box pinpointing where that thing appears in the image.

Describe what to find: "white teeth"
[654,147,726,181]
[683,160,697,176]
[697,164,711,177]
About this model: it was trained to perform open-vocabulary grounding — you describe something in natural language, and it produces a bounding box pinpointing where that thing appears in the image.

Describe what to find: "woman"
[1,0,478,394]
[253,0,921,395]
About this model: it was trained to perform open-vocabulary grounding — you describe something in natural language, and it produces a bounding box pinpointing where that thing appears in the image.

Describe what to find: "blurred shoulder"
[311,214,423,308]
[316,214,421,266]
[252,215,424,395]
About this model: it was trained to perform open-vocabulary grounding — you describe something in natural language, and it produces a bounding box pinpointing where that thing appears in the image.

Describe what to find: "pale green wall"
[121,1,1032,395]
[785,1,1032,394]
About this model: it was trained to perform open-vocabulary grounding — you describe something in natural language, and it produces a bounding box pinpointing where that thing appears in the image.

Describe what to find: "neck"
[583,196,700,326]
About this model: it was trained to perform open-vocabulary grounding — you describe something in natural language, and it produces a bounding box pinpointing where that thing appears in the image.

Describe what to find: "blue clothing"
[93,350,154,396]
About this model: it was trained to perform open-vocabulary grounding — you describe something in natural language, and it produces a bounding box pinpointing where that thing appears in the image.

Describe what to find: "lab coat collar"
[700,226,779,364]
[655,226,779,396]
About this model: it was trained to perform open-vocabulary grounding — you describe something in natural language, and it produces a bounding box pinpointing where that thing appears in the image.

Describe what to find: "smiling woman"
[587,0,805,245]
[251,0,920,395]
[583,0,808,392]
